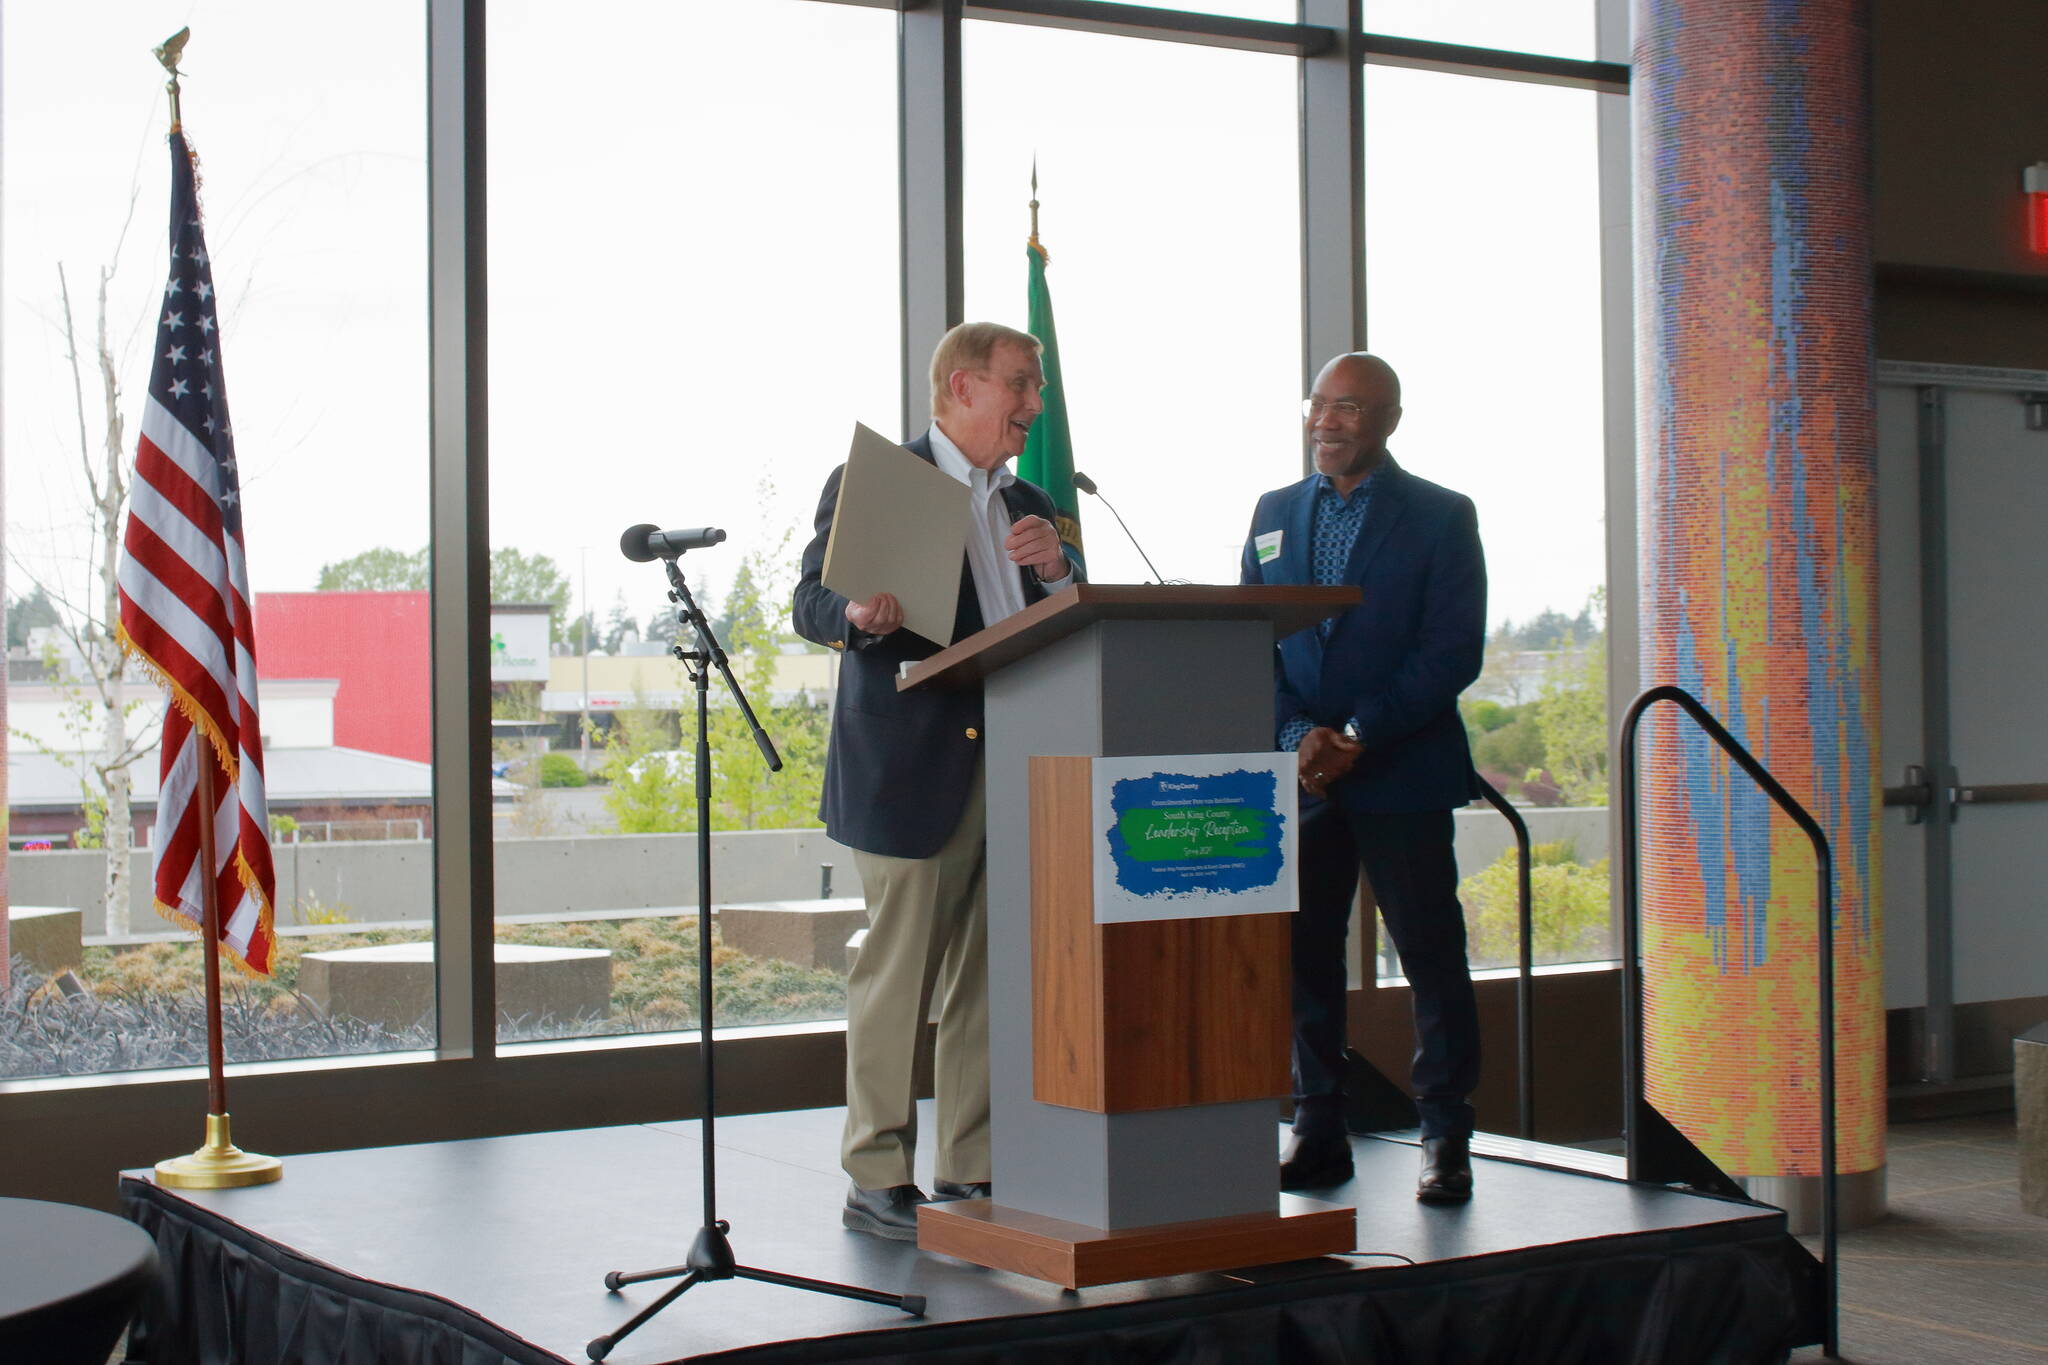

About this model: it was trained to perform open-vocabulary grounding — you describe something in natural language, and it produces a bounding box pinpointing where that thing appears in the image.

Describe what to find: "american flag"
[117,132,277,977]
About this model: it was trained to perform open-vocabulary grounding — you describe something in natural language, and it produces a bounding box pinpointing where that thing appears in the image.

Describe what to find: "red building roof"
[254,591,431,764]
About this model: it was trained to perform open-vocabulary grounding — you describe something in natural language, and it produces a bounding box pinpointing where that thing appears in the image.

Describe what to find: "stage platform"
[119,1105,1821,1365]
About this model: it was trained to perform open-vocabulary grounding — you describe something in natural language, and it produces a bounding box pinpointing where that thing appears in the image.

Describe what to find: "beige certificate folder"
[821,423,969,647]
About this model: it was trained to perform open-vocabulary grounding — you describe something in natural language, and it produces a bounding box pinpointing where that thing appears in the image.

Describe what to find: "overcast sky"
[4,0,1608,646]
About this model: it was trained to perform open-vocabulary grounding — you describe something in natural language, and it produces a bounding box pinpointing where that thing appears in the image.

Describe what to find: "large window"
[2,1,432,1078]
[1366,0,1600,62]
[1113,1,1297,16]
[1365,65,1614,968]
[484,0,899,1044]
[962,21,1302,587]
[0,2,1629,1143]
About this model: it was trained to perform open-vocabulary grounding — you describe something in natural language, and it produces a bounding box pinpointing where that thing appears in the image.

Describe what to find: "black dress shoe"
[932,1179,991,1201]
[1279,1131,1355,1190]
[1417,1136,1473,1203]
[843,1183,928,1240]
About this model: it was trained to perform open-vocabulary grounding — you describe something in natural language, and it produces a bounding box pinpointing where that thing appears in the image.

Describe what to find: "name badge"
[1254,529,1284,564]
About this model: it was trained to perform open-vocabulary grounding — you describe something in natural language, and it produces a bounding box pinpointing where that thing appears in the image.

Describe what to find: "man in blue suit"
[794,322,1080,1239]
[1240,352,1487,1202]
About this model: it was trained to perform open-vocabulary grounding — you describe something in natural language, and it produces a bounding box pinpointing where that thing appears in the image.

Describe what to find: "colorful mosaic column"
[1634,0,1885,1217]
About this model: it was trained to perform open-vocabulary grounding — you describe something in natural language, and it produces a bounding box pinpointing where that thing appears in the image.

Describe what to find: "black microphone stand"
[589,549,922,1361]
[1074,472,1165,584]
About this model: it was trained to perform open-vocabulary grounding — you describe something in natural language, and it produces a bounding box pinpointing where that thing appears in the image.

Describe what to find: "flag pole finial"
[154,27,190,135]
[1028,156,1041,251]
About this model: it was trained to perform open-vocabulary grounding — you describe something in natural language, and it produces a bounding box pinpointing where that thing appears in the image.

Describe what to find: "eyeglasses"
[1302,398,1368,420]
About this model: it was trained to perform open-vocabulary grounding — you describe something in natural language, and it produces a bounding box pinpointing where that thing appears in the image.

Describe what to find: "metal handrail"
[1474,776,1536,1139]
[1617,684,1838,1359]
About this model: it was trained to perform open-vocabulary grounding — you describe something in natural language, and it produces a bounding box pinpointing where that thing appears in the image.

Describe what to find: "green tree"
[592,530,828,833]
[315,546,428,591]
[1459,841,1614,969]
[315,545,575,642]
[600,590,637,654]
[6,586,61,649]
[643,602,679,650]
[703,535,828,831]
[1472,710,1545,784]
[1529,590,1608,807]
[597,701,693,833]
[489,547,574,639]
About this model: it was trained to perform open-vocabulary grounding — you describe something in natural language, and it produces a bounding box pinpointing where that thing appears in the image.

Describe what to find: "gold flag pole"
[148,27,281,1190]
[154,28,188,135]
[1028,155,1042,255]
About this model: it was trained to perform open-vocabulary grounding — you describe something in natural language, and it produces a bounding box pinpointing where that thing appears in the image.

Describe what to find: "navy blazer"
[793,432,1079,858]
[1239,456,1486,814]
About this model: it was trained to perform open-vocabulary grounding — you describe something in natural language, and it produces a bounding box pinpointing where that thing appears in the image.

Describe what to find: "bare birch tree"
[14,195,153,937]
[43,256,161,936]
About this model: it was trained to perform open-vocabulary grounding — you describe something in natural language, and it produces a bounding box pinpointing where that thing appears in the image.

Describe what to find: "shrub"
[1473,714,1545,778]
[538,752,587,788]
[1460,698,1513,735]
[2,914,850,1081]
[1458,841,1613,969]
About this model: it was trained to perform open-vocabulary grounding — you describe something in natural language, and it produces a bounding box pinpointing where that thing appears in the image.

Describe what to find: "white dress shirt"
[927,423,1074,629]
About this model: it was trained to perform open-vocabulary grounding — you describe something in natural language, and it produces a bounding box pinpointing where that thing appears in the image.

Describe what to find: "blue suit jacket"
[1239,457,1486,813]
[793,433,1081,858]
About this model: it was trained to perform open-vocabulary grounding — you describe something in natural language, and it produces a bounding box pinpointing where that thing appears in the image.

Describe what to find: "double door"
[1877,364,2048,1080]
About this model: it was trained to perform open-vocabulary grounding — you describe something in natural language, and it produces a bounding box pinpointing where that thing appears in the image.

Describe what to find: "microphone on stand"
[620,523,726,562]
[1072,471,1164,585]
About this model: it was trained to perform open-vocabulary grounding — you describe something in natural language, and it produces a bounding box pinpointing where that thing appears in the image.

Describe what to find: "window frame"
[0,0,1634,1207]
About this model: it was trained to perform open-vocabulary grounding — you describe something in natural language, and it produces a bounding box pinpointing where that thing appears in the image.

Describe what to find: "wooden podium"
[902,585,1360,1287]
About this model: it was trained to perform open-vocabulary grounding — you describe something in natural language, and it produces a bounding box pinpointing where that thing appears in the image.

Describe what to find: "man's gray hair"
[930,321,1042,413]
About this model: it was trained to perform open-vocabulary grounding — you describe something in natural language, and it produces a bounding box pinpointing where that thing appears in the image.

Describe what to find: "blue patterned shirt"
[1277,469,1377,753]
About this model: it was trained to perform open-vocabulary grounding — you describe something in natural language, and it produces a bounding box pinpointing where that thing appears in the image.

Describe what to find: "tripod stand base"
[590,1221,922,1360]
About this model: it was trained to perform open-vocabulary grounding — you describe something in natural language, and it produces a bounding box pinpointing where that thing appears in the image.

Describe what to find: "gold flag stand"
[156,1113,284,1190]
[146,27,281,1191]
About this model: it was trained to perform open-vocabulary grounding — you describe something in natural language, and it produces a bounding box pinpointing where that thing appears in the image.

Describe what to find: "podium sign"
[1090,752,1295,922]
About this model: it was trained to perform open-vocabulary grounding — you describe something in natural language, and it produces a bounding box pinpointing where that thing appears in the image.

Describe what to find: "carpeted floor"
[1792,1111,2043,1364]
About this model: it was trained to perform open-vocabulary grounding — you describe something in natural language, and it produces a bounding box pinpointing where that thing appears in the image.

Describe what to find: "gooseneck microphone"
[1072,471,1164,585]
[620,523,727,562]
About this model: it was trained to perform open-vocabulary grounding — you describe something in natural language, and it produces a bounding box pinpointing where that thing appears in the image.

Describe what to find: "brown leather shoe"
[1280,1131,1355,1190]
[1417,1136,1473,1203]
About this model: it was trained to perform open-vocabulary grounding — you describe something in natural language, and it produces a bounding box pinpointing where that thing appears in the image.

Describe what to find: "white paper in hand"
[821,423,970,648]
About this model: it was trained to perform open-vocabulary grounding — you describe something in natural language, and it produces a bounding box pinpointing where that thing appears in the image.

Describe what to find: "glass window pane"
[1366,0,1599,62]
[3,1,432,1077]
[1109,2,1300,18]
[1364,67,1613,966]
[963,22,1302,587]
[486,0,899,1045]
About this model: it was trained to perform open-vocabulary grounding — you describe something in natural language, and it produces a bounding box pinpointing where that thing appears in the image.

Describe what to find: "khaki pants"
[841,767,990,1191]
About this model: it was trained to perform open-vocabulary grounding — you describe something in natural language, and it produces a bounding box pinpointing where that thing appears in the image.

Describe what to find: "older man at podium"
[1241,351,1488,1204]
[793,321,1081,1240]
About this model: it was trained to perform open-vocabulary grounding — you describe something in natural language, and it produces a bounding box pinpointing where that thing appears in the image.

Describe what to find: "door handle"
[1883,765,1933,825]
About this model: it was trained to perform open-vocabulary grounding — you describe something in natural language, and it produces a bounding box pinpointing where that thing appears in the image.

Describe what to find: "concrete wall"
[1452,805,1608,878]
[8,827,866,935]
[9,809,1604,938]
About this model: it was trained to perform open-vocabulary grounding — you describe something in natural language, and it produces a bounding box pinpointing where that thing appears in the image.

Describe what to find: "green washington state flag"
[1018,240,1085,572]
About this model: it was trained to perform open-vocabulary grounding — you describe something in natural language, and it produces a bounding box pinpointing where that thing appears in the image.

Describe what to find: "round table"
[0,1197,159,1365]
